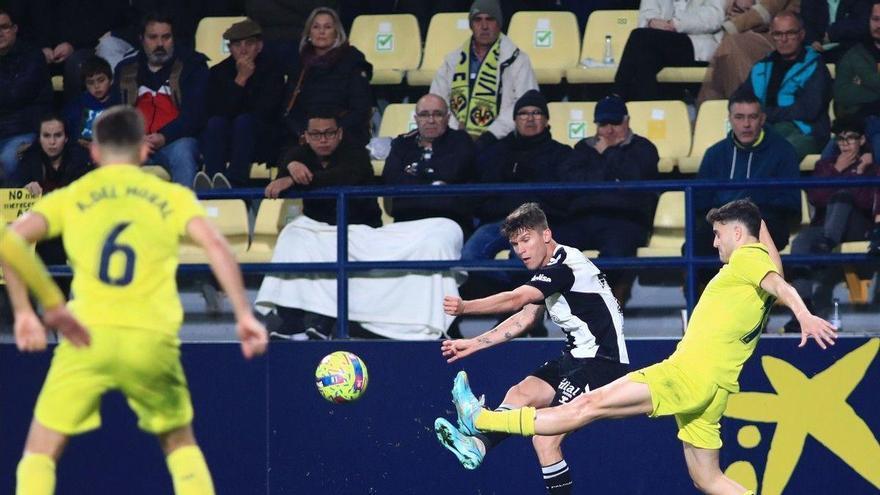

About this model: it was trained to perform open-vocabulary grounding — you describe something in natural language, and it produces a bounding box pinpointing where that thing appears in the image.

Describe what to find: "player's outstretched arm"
[760,271,837,349]
[187,217,268,359]
[1,218,90,350]
[759,219,784,277]
[441,304,543,363]
[443,285,544,316]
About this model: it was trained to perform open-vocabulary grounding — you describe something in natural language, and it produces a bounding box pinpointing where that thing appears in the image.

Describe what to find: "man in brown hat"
[197,18,284,188]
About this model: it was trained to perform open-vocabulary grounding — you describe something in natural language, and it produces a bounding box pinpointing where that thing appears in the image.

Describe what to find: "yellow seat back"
[507,11,580,84]
[637,191,684,256]
[349,14,422,84]
[547,101,597,147]
[180,200,249,262]
[679,100,729,173]
[626,101,691,172]
[378,104,417,137]
[406,12,471,86]
[195,16,247,67]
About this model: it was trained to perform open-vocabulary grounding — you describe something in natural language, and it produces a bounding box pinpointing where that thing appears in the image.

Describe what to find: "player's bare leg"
[16,419,68,494]
[682,443,752,495]
[159,424,216,495]
[534,433,572,493]
[531,377,653,435]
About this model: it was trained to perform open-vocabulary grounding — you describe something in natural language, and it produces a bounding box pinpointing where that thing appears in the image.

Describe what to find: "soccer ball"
[315,351,369,403]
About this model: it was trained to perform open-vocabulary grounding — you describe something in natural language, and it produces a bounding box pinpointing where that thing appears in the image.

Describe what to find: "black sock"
[474,404,513,450]
[543,459,573,494]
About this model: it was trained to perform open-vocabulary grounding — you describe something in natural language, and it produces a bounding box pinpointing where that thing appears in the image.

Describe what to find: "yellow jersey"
[669,243,778,392]
[31,165,205,336]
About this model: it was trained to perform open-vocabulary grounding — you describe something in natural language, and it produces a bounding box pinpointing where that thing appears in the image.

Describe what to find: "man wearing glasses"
[382,93,475,234]
[737,11,832,161]
[0,9,52,184]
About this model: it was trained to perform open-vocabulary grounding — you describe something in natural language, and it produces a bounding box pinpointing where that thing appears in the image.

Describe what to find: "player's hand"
[14,311,48,352]
[797,313,837,349]
[236,313,268,359]
[43,305,91,348]
[443,295,465,316]
[441,338,479,363]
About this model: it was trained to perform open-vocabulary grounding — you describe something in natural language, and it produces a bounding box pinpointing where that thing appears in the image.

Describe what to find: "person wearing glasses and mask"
[382,93,475,235]
[783,116,877,332]
[737,11,832,160]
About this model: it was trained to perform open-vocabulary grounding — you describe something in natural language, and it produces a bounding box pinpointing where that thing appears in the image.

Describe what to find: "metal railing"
[47,176,880,338]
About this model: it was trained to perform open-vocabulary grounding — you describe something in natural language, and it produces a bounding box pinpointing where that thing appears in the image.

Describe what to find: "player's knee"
[568,389,603,422]
[503,383,531,405]
[531,434,563,458]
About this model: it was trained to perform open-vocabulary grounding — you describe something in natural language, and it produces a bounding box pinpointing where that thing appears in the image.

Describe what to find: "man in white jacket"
[614,0,726,100]
[429,0,538,152]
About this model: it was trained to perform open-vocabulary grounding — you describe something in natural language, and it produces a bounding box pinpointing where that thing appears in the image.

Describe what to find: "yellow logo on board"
[723,338,880,494]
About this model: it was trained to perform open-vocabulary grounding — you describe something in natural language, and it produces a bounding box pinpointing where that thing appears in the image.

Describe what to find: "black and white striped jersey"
[526,244,628,363]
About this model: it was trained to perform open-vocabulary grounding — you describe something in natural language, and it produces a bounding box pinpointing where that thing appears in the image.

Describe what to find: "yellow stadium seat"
[240,199,298,262]
[249,162,278,180]
[678,99,729,174]
[800,154,820,172]
[565,10,638,84]
[507,11,580,84]
[547,101,597,147]
[349,14,422,85]
[373,103,417,176]
[779,191,811,255]
[625,101,691,173]
[378,197,394,225]
[657,66,707,83]
[51,75,63,92]
[826,63,836,79]
[195,16,246,67]
[637,191,684,257]
[407,12,471,86]
[180,199,250,263]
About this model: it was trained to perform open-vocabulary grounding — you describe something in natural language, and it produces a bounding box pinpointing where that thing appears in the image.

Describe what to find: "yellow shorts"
[628,360,729,450]
[34,326,193,435]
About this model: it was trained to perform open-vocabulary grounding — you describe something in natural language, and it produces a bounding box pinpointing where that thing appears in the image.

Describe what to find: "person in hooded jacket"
[692,91,801,290]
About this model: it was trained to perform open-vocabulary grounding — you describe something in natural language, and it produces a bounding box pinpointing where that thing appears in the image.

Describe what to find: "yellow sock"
[474,406,536,436]
[16,453,56,495]
[166,445,215,495]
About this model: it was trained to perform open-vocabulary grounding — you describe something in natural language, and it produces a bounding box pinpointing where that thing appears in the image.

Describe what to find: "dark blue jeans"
[201,114,269,187]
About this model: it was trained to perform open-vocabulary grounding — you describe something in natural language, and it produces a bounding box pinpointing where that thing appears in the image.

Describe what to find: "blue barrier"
[2,337,878,494]
[40,176,880,337]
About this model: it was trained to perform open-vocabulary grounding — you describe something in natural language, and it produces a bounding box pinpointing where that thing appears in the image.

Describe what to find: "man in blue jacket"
[692,91,801,288]
[114,11,208,188]
[738,11,831,160]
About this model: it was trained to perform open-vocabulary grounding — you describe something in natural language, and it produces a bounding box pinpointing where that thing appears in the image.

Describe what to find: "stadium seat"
[637,191,684,257]
[800,154,820,172]
[678,99,729,174]
[547,101,597,147]
[378,197,394,225]
[506,11,580,84]
[195,16,246,67]
[779,191,811,255]
[406,12,470,86]
[180,199,249,263]
[625,101,691,173]
[142,165,171,181]
[565,10,638,84]
[840,241,872,304]
[241,199,298,262]
[373,103,416,175]
[656,66,707,84]
[249,162,279,180]
[349,14,422,85]
[51,75,63,92]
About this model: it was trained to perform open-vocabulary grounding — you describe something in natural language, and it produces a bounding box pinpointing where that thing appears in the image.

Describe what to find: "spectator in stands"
[11,113,91,295]
[198,18,284,189]
[871,200,880,255]
[7,0,127,100]
[115,11,208,188]
[696,0,798,105]
[737,11,832,160]
[429,0,538,152]
[64,55,120,147]
[557,95,660,305]
[281,7,373,157]
[803,0,872,63]
[0,9,52,186]
[265,110,381,225]
[834,2,880,148]
[382,93,476,233]
[613,0,726,101]
[258,109,463,341]
[246,0,338,74]
[461,90,569,289]
[783,117,877,332]
[693,91,801,287]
